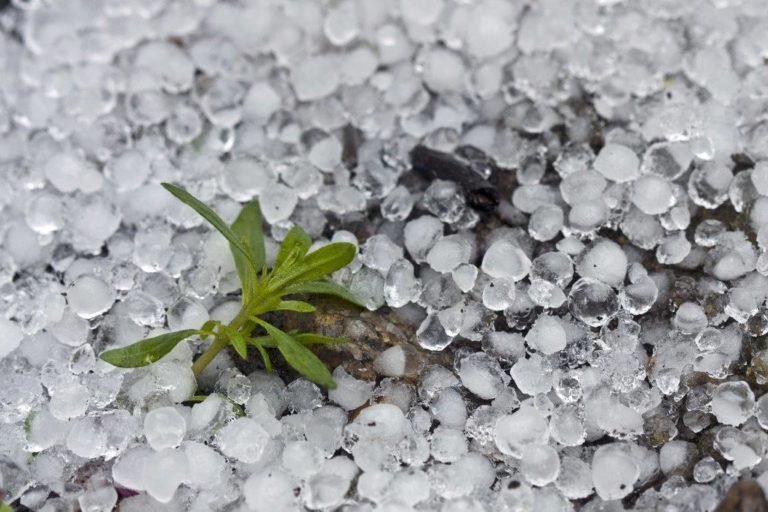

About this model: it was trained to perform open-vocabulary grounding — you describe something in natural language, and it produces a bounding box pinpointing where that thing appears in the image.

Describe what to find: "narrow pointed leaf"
[271,242,356,290]
[245,335,277,348]
[231,201,266,300]
[199,320,220,339]
[272,300,316,313]
[294,333,349,345]
[281,278,365,308]
[100,329,199,368]
[161,183,258,273]
[220,325,248,360]
[252,318,336,389]
[255,344,272,372]
[274,225,312,271]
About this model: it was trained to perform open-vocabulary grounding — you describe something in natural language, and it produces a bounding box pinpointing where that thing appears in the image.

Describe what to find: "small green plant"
[99,183,363,388]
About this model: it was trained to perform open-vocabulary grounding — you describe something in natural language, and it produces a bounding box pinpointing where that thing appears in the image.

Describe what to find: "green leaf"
[294,333,349,345]
[254,344,272,372]
[252,318,336,389]
[161,183,258,275]
[272,300,316,313]
[99,329,199,368]
[199,320,220,339]
[271,242,356,290]
[245,335,277,348]
[273,226,312,272]
[281,278,365,308]
[220,325,247,360]
[231,201,266,301]
[0,502,13,512]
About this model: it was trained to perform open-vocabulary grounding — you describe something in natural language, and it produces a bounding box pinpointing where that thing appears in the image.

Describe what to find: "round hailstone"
[400,0,443,25]
[693,457,723,484]
[426,235,472,273]
[292,55,340,101]
[576,240,628,287]
[710,381,755,426]
[510,353,552,396]
[328,367,375,411]
[525,315,567,355]
[216,418,270,463]
[659,440,697,476]
[593,144,640,183]
[673,302,708,333]
[404,215,444,263]
[619,276,658,315]
[559,170,607,206]
[556,456,594,499]
[528,205,564,242]
[755,394,768,429]
[568,278,619,327]
[242,82,281,121]
[481,240,531,282]
[44,152,87,193]
[591,444,639,501]
[0,317,24,359]
[695,327,724,352]
[133,41,195,93]
[259,183,297,224]
[244,468,297,512]
[494,405,549,457]
[222,157,275,201]
[520,445,560,487]
[67,274,116,319]
[420,48,466,93]
[452,263,478,293]
[282,440,325,479]
[751,161,768,195]
[457,352,510,400]
[144,407,187,451]
[430,426,468,463]
[167,297,209,331]
[631,174,675,215]
[374,345,406,378]
[465,7,513,58]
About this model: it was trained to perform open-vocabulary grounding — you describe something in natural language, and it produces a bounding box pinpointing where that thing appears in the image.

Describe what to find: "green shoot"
[99,183,363,389]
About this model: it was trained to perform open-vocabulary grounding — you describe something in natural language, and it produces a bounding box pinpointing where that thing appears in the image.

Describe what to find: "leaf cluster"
[100,183,362,388]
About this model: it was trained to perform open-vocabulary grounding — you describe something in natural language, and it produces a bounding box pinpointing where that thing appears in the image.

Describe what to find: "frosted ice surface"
[404,215,443,263]
[260,183,298,224]
[361,234,404,274]
[328,367,374,411]
[631,174,676,215]
[0,318,24,359]
[67,274,116,319]
[494,405,549,457]
[520,445,560,487]
[426,235,471,273]
[481,240,531,282]
[293,56,340,101]
[144,407,187,451]
[576,240,627,287]
[593,144,640,183]
[374,345,406,378]
[384,259,421,308]
[457,352,509,400]
[215,417,270,463]
[525,314,567,355]
[592,444,640,500]
[710,381,755,426]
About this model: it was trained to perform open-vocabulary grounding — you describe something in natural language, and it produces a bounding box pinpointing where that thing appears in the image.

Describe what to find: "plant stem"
[191,335,229,376]
[191,305,256,376]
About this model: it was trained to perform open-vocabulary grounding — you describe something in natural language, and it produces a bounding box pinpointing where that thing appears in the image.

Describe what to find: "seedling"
[100,183,363,389]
